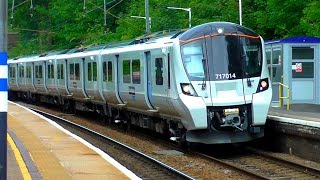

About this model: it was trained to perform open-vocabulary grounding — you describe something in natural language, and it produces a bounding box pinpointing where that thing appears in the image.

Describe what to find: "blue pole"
[0,0,8,179]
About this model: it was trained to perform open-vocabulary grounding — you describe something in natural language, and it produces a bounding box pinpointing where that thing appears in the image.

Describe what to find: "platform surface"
[268,104,320,127]
[7,142,24,180]
[7,101,140,179]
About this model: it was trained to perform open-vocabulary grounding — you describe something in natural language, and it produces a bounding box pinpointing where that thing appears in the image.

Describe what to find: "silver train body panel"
[8,22,272,144]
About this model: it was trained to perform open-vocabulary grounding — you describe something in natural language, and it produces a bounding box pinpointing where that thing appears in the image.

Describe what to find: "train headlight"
[180,83,197,96]
[256,78,269,92]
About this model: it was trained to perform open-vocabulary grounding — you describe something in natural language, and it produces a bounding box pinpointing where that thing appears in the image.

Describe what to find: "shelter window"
[266,50,271,65]
[292,62,314,78]
[132,59,140,84]
[272,49,282,64]
[292,47,314,59]
[155,58,163,85]
[123,60,131,83]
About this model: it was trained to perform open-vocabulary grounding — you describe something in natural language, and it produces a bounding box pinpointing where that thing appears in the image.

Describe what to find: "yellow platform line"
[7,133,32,180]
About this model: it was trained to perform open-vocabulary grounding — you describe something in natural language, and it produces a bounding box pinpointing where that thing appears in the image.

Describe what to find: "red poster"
[296,63,302,73]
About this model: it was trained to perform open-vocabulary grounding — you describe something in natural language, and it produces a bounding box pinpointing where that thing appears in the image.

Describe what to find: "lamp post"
[239,0,242,25]
[167,6,191,28]
[130,16,152,34]
[0,0,7,179]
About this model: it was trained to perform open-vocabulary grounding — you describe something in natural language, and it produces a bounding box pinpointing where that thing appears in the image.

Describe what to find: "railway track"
[23,102,320,179]
[196,148,320,180]
[30,108,195,180]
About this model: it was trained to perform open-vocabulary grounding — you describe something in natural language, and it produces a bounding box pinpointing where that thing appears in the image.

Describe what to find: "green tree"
[300,1,320,36]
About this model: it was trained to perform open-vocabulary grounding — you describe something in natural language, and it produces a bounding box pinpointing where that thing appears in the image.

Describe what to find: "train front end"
[176,22,272,144]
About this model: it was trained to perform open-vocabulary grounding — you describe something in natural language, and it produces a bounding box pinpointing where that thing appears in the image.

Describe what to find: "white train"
[8,22,272,144]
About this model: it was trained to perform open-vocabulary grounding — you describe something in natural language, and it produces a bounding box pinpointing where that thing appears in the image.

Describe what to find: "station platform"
[268,104,320,128]
[7,101,140,179]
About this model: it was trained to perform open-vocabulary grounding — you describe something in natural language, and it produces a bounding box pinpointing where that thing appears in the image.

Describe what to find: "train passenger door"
[144,51,156,110]
[115,54,125,105]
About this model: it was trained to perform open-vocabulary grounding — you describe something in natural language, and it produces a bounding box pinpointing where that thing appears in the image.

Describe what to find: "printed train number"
[215,73,236,79]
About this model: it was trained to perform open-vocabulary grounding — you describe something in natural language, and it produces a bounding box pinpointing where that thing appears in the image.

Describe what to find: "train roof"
[9,21,259,63]
[265,36,320,44]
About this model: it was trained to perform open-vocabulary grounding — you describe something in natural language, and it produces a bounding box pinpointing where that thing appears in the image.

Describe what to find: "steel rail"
[246,147,320,177]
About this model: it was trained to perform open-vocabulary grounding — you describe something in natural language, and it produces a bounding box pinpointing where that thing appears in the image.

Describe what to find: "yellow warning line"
[7,133,32,180]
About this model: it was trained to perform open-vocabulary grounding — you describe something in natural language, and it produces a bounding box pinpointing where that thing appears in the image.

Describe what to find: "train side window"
[35,65,39,78]
[47,64,54,79]
[9,67,12,78]
[35,65,40,78]
[47,65,51,79]
[10,66,16,78]
[57,64,60,79]
[108,61,112,82]
[70,63,74,80]
[155,58,163,85]
[132,59,140,84]
[92,62,97,81]
[123,60,131,83]
[75,63,80,80]
[13,67,16,78]
[38,65,43,78]
[88,62,92,81]
[103,62,107,81]
[57,64,61,79]
[51,65,54,79]
[26,66,31,78]
[19,66,24,78]
[57,64,64,79]
[60,64,64,79]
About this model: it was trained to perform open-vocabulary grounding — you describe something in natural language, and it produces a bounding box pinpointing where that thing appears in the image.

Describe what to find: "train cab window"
[19,66,24,78]
[26,66,31,78]
[108,61,112,82]
[57,64,64,79]
[75,63,80,80]
[155,58,163,85]
[123,60,131,83]
[132,59,140,84]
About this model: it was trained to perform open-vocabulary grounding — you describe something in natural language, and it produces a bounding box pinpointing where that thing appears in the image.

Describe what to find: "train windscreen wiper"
[201,58,207,90]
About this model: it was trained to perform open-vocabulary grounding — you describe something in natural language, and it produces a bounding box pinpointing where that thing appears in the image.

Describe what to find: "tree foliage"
[7,0,320,57]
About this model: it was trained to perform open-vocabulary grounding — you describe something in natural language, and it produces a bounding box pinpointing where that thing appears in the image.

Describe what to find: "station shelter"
[265,36,320,106]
